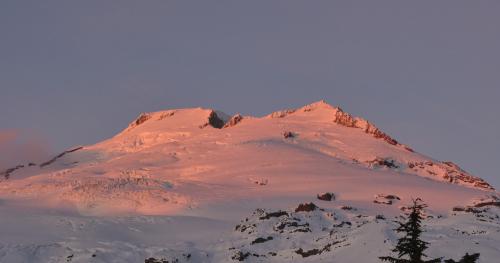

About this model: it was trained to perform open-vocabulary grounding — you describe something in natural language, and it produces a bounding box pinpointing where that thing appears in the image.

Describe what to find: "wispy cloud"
[0,130,52,169]
[0,130,17,144]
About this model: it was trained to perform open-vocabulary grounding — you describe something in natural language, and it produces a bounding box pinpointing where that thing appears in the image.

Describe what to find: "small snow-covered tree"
[379,198,441,263]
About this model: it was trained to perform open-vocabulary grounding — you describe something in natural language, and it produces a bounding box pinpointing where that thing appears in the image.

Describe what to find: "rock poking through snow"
[374,194,401,205]
[295,202,318,212]
[224,114,244,128]
[317,192,335,201]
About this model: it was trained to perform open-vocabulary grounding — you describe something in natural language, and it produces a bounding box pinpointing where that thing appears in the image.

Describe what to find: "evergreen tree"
[444,253,480,263]
[379,198,442,263]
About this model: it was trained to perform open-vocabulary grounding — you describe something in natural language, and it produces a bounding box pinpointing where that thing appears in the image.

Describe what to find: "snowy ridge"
[269,100,413,151]
[0,101,498,262]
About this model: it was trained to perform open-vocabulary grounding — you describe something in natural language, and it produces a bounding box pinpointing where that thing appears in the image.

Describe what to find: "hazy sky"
[1,1,499,188]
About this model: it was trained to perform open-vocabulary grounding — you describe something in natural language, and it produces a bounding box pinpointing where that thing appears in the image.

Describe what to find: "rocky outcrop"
[408,161,494,190]
[267,109,296,118]
[282,131,295,139]
[130,113,152,129]
[332,108,358,128]
[208,111,225,128]
[373,194,400,205]
[223,114,243,128]
[331,107,407,148]
[295,202,318,212]
[199,111,227,129]
[368,158,399,169]
[266,100,411,150]
[1,147,82,179]
[157,110,176,120]
[144,258,168,263]
[1,164,25,179]
[251,236,273,245]
[229,203,374,261]
[144,254,191,263]
[471,195,500,208]
[317,192,335,201]
[258,211,288,220]
[39,146,83,168]
[452,196,500,223]
[231,251,251,261]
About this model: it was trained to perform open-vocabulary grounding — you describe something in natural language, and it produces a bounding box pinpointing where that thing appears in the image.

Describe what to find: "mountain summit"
[0,100,493,214]
[0,101,498,262]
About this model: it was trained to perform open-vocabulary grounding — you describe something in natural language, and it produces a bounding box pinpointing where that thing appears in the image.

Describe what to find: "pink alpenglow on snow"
[0,101,498,262]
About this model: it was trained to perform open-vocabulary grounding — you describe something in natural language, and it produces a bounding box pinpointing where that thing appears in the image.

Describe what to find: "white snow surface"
[0,101,498,262]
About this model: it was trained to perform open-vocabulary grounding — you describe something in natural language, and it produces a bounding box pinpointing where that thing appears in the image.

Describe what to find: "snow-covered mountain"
[0,101,498,262]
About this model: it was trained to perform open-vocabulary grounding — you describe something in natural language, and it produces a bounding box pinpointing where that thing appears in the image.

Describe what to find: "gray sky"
[1,1,499,188]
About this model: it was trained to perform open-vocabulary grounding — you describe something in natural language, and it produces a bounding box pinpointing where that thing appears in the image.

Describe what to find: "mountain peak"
[78,101,492,192]
[300,99,335,110]
[123,107,230,133]
[0,100,495,226]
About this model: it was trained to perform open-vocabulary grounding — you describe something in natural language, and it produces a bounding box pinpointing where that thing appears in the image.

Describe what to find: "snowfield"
[0,101,498,262]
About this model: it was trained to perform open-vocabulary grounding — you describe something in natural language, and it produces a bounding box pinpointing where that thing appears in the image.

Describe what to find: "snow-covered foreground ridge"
[0,100,498,262]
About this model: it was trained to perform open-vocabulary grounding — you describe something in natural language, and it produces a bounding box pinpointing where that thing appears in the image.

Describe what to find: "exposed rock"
[408,161,494,190]
[373,194,400,205]
[452,198,500,223]
[131,113,152,128]
[251,236,273,245]
[259,211,288,220]
[39,147,83,168]
[317,192,335,201]
[268,109,296,118]
[298,100,413,150]
[157,110,176,120]
[223,114,243,128]
[230,204,367,261]
[464,207,483,214]
[474,201,500,208]
[372,129,398,145]
[444,253,481,263]
[1,164,25,179]
[295,247,321,258]
[295,202,318,212]
[471,195,500,208]
[403,145,415,152]
[374,200,393,205]
[144,257,168,263]
[327,105,414,151]
[333,108,358,128]
[383,195,400,200]
[231,251,250,261]
[274,220,310,233]
[198,111,227,129]
[333,221,352,227]
[282,131,295,139]
[369,158,399,169]
[208,111,225,129]
[295,242,338,258]
[251,178,268,186]
[300,100,330,112]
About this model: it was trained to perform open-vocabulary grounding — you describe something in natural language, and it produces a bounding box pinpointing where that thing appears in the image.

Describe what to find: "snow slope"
[0,101,498,262]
